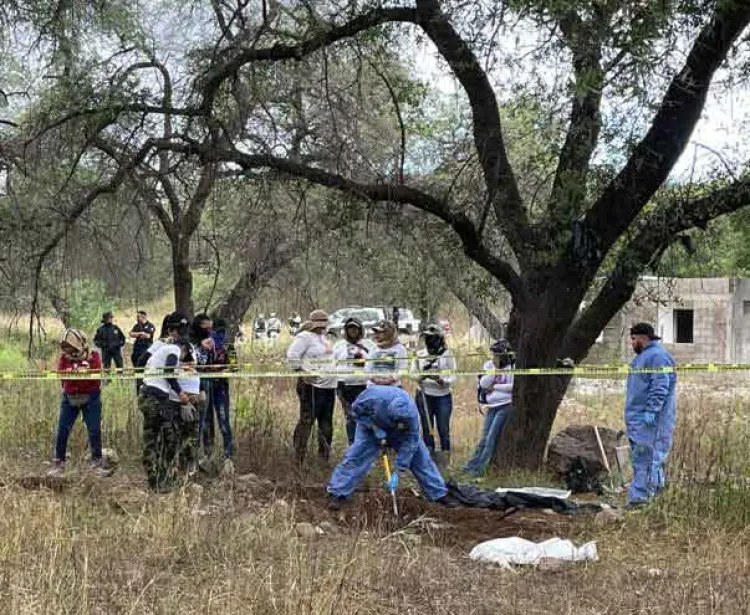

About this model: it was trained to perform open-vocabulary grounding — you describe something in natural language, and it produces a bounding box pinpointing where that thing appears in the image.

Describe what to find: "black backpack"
[476,376,488,404]
[565,456,602,494]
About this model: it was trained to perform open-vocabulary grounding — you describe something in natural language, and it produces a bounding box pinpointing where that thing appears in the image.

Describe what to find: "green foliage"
[0,340,25,372]
[67,278,116,333]
[657,210,750,278]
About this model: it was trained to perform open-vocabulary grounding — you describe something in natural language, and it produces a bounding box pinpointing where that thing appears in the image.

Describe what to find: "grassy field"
[0,343,748,613]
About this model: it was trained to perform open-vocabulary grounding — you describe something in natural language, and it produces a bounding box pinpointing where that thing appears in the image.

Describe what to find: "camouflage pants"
[139,393,181,491]
[180,393,205,472]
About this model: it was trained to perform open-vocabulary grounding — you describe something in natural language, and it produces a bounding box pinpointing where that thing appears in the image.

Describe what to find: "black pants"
[293,381,336,462]
[132,350,147,391]
[337,383,367,445]
[102,348,124,369]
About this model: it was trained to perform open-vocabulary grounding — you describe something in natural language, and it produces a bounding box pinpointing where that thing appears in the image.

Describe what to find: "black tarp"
[446,481,603,515]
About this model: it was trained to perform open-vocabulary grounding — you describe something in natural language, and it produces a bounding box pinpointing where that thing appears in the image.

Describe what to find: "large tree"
[172,0,750,468]
[6,0,750,468]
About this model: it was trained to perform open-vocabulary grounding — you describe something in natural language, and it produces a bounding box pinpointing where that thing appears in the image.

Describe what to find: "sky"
[412,29,750,183]
[3,4,747,189]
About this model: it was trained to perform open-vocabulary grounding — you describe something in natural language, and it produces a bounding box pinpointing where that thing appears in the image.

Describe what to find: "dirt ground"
[227,430,595,552]
[6,455,748,615]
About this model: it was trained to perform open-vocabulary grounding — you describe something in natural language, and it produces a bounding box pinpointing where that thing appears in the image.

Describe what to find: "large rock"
[546,424,624,477]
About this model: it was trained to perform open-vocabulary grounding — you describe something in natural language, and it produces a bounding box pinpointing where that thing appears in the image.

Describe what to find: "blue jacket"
[351,385,420,471]
[625,341,676,425]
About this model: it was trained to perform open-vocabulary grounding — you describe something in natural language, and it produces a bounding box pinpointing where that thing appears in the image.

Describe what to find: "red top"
[58,351,102,395]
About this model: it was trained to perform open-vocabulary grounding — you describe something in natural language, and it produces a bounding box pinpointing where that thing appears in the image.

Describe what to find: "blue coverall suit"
[624,341,677,504]
[327,385,448,501]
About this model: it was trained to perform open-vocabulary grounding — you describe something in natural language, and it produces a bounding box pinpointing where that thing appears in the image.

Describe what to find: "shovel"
[381,448,399,518]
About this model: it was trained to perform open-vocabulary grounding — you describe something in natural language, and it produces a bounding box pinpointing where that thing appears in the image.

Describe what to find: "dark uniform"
[131,320,156,366]
[94,321,126,369]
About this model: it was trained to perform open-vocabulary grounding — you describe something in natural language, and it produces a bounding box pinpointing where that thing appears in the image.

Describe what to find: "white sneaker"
[89,460,113,477]
[221,458,235,478]
[46,461,65,477]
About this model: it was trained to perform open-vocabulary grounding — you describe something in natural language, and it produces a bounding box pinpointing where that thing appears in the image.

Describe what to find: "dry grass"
[0,367,747,613]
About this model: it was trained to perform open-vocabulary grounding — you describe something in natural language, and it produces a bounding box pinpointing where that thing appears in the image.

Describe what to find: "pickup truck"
[327,307,386,338]
[328,306,421,337]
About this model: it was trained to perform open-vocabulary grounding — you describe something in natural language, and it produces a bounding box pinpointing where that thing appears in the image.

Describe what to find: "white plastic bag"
[469,536,598,569]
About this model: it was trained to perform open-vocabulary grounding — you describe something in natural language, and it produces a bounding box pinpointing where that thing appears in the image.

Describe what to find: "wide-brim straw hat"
[308,309,329,329]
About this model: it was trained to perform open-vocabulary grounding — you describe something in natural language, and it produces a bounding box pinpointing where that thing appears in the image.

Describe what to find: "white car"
[328,306,421,337]
[328,307,386,337]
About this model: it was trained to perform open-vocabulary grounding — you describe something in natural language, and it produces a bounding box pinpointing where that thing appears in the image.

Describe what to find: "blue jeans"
[212,381,234,458]
[463,404,512,476]
[415,391,453,451]
[338,384,367,445]
[327,423,447,501]
[55,392,103,461]
[200,380,234,459]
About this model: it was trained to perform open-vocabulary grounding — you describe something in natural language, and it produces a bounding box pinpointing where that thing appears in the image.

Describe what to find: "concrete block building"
[589,278,750,364]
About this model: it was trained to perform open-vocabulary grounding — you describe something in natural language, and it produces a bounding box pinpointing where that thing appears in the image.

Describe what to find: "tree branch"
[27,138,155,357]
[181,164,216,237]
[549,10,605,219]
[586,3,750,256]
[199,6,419,113]
[415,0,531,255]
[91,135,180,241]
[183,142,527,304]
[564,175,750,360]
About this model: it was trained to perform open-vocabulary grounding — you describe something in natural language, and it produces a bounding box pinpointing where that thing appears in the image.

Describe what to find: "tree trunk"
[493,371,571,469]
[45,290,71,328]
[492,297,579,470]
[214,269,260,340]
[172,237,194,317]
[215,243,302,339]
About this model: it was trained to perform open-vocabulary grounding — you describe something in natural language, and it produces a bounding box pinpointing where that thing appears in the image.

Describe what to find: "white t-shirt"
[147,340,201,395]
[479,361,514,407]
[413,348,456,397]
[333,338,377,387]
[366,342,409,387]
[286,331,337,389]
[143,341,183,402]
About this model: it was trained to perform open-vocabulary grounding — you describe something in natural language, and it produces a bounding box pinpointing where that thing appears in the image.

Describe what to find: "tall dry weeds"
[0,370,747,613]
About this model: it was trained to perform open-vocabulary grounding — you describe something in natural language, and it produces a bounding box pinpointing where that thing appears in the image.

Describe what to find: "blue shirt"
[625,341,677,423]
[352,385,421,471]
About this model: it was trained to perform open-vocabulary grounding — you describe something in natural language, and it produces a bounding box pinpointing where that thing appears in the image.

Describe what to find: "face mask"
[493,353,512,368]
[193,323,211,340]
[425,335,443,353]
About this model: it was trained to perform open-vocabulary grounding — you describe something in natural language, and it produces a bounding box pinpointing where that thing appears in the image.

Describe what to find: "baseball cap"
[630,323,660,340]
[423,323,443,336]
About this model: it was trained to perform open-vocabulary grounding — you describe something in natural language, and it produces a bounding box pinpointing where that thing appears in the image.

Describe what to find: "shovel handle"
[382,451,399,517]
[382,451,392,481]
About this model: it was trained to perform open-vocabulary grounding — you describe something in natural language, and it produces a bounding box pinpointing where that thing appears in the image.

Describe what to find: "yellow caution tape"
[0,363,745,381]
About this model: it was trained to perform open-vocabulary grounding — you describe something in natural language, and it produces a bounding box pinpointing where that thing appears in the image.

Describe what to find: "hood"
[60,328,89,360]
[343,317,364,343]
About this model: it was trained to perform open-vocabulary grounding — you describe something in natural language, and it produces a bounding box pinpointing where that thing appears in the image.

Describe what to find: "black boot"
[435,494,461,508]
[327,494,348,510]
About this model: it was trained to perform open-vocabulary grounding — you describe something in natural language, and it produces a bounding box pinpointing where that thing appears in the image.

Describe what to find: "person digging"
[326,384,460,510]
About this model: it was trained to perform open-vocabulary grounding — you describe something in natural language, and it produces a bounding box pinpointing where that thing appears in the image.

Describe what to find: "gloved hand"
[641,412,658,427]
[386,471,399,492]
[180,403,197,423]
